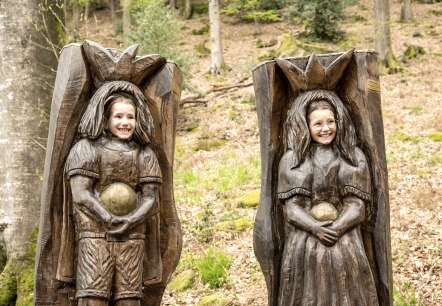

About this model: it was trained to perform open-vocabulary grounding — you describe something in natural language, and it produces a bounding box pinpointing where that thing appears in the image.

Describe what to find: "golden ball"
[310,202,338,221]
[100,182,137,216]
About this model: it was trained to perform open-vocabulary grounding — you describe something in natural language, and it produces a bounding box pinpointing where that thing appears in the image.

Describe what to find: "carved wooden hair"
[78,80,154,145]
[283,90,358,168]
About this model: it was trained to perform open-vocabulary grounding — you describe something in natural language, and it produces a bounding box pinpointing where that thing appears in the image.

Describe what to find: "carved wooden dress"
[277,110,378,304]
[253,50,393,306]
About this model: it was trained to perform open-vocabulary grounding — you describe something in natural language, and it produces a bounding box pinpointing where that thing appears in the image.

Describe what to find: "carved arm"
[329,195,365,237]
[70,175,113,229]
[108,183,158,235]
[285,195,338,246]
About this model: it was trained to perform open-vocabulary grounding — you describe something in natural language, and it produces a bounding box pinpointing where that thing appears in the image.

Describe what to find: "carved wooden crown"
[275,48,354,92]
[82,40,167,88]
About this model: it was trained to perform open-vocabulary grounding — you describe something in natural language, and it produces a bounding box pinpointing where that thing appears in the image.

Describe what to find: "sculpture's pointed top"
[83,40,167,88]
[276,49,355,93]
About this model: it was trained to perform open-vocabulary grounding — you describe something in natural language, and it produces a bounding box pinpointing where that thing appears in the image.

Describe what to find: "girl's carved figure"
[252,50,392,306]
[61,83,162,305]
[277,91,378,305]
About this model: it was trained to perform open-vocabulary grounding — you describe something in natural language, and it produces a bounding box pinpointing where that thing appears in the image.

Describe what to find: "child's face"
[308,109,336,145]
[106,100,136,140]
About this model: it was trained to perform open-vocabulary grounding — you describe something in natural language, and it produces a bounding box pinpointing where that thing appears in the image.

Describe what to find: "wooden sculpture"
[34,40,183,305]
[253,50,392,305]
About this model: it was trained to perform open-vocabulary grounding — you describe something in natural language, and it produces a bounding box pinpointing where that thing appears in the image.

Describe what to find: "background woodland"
[0,0,441,305]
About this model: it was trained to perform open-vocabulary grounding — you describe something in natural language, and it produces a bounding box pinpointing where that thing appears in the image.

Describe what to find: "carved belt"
[78,231,146,242]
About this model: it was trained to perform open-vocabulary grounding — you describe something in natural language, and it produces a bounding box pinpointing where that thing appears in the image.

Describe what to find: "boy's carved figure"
[253,50,392,305]
[35,41,182,305]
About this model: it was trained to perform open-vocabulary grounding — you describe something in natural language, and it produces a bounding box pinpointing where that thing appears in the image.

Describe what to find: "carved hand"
[108,216,131,235]
[313,220,339,246]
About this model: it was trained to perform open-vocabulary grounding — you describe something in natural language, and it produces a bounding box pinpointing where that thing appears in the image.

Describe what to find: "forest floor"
[77,0,442,305]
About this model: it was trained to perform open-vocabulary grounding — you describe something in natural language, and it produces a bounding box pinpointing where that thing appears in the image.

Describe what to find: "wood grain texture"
[34,42,182,305]
[252,50,392,306]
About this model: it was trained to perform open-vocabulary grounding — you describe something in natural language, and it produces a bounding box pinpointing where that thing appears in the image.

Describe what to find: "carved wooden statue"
[253,50,392,305]
[35,41,183,305]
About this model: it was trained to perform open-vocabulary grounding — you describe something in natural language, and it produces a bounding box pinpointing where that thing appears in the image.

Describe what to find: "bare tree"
[374,0,397,69]
[184,0,192,19]
[122,0,132,43]
[0,0,60,267]
[209,0,224,74]
[109,0,117,20]
[400,0,413,22]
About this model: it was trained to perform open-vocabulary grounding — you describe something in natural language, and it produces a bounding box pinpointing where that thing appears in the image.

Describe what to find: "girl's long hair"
[78,80,154,145]
[283,90,358,168]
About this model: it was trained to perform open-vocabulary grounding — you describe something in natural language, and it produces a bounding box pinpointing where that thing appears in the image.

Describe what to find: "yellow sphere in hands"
[311,202,338,221]
[100,182,137,216]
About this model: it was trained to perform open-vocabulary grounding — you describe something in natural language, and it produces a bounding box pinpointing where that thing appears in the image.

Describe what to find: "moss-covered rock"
[402,45,426,63]
[0,258,17,305]
[0,240,7,273]
[237,189,260,208]
[215,217,253,233]
[428,130,442,142]
[198,294,233,306]
[0,226,38,306]
[168,269,195,292]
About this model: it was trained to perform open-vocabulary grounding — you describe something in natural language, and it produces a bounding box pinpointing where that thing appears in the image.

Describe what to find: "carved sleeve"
[65,139,99,180]
[338,147,372,201]
[139,146,162,184]
[277,150,313,201]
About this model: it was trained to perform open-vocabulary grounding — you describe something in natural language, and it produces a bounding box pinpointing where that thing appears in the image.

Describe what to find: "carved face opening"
[105,97,137,140]
[307,100,337,145]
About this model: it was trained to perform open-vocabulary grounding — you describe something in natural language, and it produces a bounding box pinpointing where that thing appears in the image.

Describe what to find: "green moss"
[215,217,253,233]
[0,241,6,273]
[195,42,210,56]
[237,189,260,208]
[279,34,300,56]
[258,49,280,61]
[185,123,199,132]
[198,294,233,306]
[15,227,38,306]
[0,258,17,305]
[428,130,442,142]
[431,9,442,17]
[0,226,38,306]
[168,269,195,292]
[192,24,210,35]
[428,153,442,166]
[393,132,420,144]
[382,51,402,74]
[193,3,209,15]
[194,136,227,151]
[256,38,277,48]
[410,105,424,115]
[403,45,426,61]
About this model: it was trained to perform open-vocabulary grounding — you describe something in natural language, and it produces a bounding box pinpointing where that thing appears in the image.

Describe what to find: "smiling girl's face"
[106,98,136,140]
[307,102,336,145]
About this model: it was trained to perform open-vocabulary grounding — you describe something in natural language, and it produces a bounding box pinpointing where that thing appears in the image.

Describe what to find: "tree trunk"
[122,0,132,43]
[0,0,60,261]
[109,0,116,20]
[85,0,93,20]
[72,0,81,39]
[400,0,413,22]
[184,0,192,19]
[169,0,177,9]
[374,0,396,67]
[209,0,224,74]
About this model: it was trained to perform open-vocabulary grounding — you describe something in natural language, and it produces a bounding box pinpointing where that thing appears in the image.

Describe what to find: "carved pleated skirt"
[278,226,379,306]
